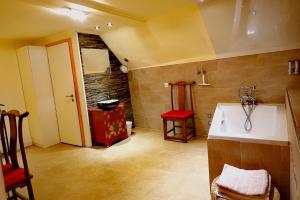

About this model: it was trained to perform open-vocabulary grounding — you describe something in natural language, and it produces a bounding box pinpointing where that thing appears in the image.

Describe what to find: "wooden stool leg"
[192,116,196,137]
[12,189,17,200]
[182,119,187,143]
[163,118,167,140]
[27,180,35,200]
[172,121,176,135]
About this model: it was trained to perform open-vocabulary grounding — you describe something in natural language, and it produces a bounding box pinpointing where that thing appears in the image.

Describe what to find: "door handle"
[65,94,75,102]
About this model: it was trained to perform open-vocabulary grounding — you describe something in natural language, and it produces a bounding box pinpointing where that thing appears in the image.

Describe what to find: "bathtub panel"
[280,146,292,200]
[286,90,300,200]
[208,139,290,200]
[207,139,241,187]
[240,143,290,200]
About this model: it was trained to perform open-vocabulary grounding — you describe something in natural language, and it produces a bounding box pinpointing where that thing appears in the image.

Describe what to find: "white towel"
[216,164,269,196]
[217,175,272,200]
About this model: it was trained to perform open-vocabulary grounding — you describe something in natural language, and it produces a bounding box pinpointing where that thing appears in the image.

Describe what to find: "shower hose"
[241,103,255,132]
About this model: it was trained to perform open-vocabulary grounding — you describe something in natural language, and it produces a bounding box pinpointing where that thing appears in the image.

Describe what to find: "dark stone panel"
[77,33,134,123]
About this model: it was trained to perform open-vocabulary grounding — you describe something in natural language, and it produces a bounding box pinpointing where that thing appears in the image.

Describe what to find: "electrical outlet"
[164,82,169,88]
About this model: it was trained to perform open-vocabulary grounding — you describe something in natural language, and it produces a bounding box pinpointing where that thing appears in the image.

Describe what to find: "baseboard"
[32,142,60,148]
[24,140,32,147]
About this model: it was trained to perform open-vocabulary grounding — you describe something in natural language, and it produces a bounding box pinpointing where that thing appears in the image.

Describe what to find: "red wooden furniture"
[0,110,34,200]
[161,81,196,143]
[88,103,128,147]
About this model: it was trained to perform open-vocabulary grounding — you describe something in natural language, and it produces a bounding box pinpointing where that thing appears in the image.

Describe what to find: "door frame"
[46,38,85,146]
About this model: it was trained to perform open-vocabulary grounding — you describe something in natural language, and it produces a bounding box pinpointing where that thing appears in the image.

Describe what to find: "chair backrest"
[169,81,195,111]
[0,111,9,164]
[0,110,30,176]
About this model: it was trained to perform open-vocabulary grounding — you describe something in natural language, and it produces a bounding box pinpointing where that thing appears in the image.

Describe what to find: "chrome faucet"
[239,86,256,105]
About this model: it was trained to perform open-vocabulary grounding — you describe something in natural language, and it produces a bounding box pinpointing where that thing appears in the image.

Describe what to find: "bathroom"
[0,0,300,199]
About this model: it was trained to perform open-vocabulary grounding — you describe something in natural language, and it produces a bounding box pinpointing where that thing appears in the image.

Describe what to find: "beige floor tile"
[17,128,210,200]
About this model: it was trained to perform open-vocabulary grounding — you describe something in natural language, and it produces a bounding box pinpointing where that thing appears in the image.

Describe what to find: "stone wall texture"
[129,49,300,135]
[78,33,134,123]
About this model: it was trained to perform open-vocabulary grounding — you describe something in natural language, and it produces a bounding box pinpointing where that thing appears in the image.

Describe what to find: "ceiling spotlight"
[95,26,100,31]
[52,8,87,22]
[107,22,113,28]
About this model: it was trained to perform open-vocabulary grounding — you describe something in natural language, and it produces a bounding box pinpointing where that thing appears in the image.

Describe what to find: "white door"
[47,42,82,146]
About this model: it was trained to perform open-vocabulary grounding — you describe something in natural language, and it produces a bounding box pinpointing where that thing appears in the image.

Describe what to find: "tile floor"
[20,128,210,200]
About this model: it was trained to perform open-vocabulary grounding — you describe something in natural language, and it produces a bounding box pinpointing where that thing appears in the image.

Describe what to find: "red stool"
[161,81,196,143]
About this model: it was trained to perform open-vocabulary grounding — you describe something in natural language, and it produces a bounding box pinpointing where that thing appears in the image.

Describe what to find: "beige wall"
[0,41,32,145]
[129,49,300,136]
[0,31,92,148]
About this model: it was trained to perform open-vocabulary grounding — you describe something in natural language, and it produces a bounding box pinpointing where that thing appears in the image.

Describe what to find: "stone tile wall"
[129,49,300,135]
[78,33,134,122]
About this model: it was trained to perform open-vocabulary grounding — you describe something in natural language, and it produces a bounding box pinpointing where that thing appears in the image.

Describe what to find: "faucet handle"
[239,85,256,98]
[240,85,256,90]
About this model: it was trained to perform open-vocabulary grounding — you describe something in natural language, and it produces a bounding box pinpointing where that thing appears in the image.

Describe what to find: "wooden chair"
[161,81,196,143]
[0,110,34,200]
[0,104,10,163]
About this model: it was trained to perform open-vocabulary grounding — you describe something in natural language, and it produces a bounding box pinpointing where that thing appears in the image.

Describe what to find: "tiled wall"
[78,33,134,122]
[129,49,300,135]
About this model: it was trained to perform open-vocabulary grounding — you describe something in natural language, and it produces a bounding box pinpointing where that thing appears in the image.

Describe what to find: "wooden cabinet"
[286,89,300,200]
[88,103,128,147]
[17,46,60,147]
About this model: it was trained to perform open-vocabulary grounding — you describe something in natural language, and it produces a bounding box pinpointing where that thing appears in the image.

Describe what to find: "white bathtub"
[208,103,288,146]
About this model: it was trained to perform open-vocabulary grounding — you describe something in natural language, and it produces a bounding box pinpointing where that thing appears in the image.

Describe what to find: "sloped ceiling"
[0,0,141,40]
[1,0,300,69]
[91,0,196,19]
[199,0,300,58]
[99,4,215,69]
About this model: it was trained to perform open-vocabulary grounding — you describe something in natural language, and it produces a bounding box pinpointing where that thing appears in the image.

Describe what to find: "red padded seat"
[161,110,193,119]
[2,163,13,173]
[4,168,25,189]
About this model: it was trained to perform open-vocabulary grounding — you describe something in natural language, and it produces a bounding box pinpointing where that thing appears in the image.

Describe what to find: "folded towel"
[216,164,269,196]
[217,175,272,200]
